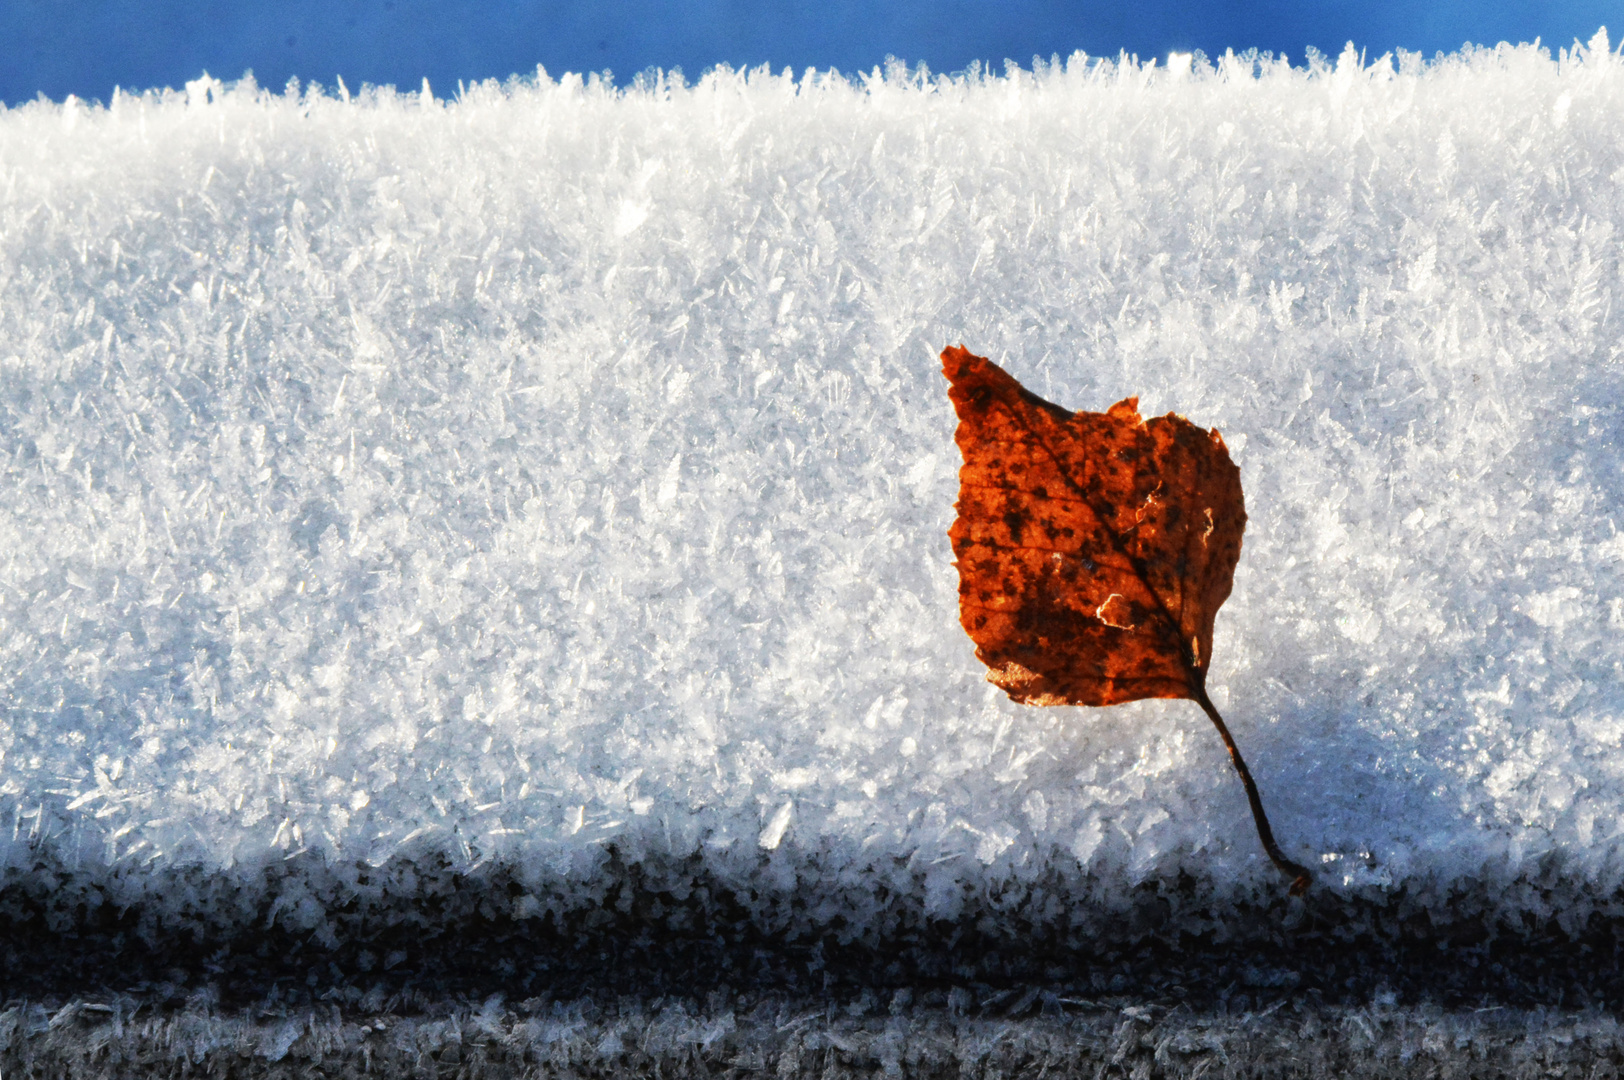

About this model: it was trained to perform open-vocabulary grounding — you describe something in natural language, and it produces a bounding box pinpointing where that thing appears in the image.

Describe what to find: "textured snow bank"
[9,994,1624,1079]
[1,34,1623,923]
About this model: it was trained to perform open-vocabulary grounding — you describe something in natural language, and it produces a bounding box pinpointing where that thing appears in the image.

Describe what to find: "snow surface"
[10,992,1624,1078]
[2,34,1623,922]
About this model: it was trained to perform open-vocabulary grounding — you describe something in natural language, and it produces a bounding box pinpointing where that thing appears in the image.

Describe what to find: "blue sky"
[1,0,1618,105]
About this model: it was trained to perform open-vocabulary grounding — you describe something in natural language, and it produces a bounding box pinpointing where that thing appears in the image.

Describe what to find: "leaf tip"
[940,343,976,378]
[1106,397,1142,424]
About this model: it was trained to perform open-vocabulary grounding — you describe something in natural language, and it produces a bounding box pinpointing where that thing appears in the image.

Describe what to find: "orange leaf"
[942,345,1309,895]
[944,346,1243,706]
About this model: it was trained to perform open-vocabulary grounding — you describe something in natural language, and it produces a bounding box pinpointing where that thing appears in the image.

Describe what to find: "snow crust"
[2,33,1623,920]
[10,993,1624,1078]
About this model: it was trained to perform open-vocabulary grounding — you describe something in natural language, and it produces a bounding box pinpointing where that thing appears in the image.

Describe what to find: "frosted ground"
[3,32,1624,954]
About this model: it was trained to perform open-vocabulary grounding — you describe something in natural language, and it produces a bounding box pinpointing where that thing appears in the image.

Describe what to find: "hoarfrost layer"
[1,35,1621,912]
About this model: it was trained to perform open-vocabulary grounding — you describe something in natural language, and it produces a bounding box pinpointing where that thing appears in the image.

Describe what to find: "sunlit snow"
[1,33,1622,921]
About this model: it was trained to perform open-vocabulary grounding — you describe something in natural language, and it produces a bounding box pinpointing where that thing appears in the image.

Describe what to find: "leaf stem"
[1190,685,1312,896]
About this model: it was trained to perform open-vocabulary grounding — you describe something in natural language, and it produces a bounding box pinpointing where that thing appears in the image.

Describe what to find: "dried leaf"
[943,345,1309,894]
